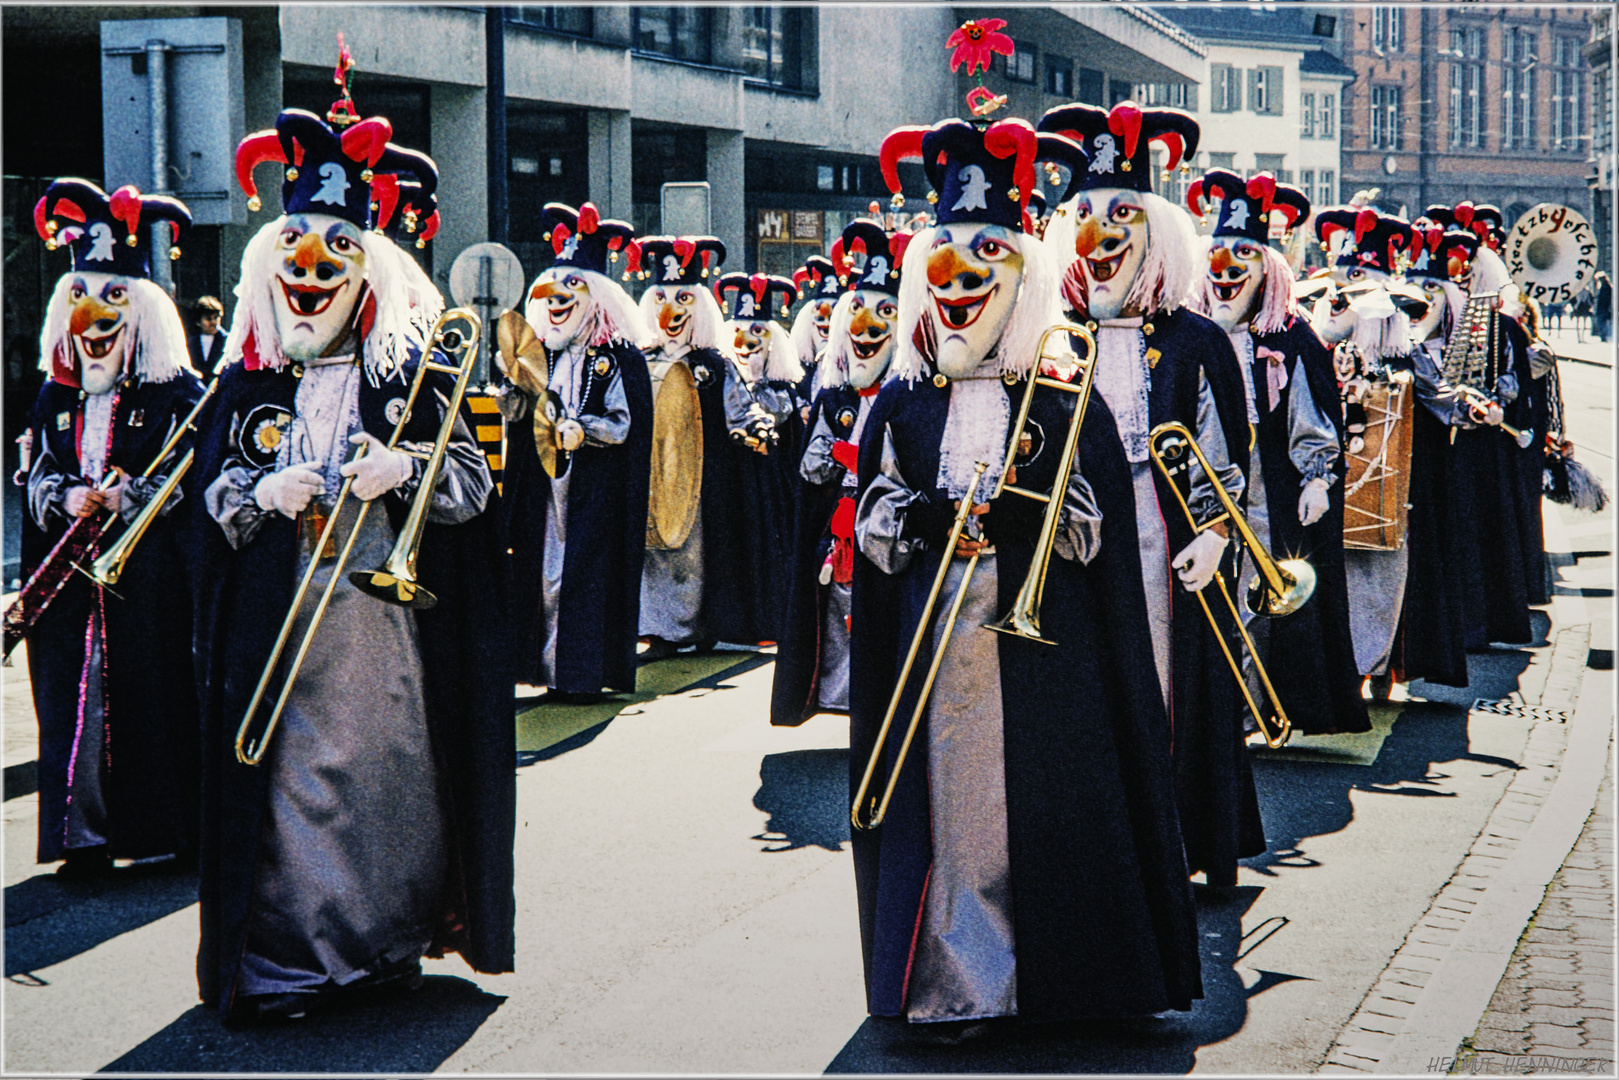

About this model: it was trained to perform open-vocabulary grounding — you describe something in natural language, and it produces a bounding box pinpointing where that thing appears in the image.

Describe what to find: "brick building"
[1339,5,1594,228]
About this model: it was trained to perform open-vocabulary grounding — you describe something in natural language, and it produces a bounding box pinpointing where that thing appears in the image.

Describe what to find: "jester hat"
[541,202,635,276]
[630,235,726,285]
[716,272,797,321]
[880,118,1080,232]
[1037,101,1200,194]
[1189,169,1310,243]
[1315,207,1417,277]
[833,218,912,298]
[34,179,192,279]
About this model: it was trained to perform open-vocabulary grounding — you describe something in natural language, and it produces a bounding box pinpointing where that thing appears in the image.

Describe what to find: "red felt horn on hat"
[235,130,289,208]
[879,127,929,197]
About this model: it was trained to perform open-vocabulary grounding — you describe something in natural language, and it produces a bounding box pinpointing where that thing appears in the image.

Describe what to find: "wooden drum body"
[1342,369,1414,550]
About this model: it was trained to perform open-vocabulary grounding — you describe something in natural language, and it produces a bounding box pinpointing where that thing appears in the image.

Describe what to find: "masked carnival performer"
[718,272,806,640]
[634,236,780,656]
[190,103,514,1022]
[771,219,903,725]
[791,253,842,404]
[1038,101,1261,886]
[14,180,203,876]
[496,202,652,700]
[847,109,1201,1039]
[1189,170,1367,736]
[1419,203,1537,644]
[1312,208,1467,690]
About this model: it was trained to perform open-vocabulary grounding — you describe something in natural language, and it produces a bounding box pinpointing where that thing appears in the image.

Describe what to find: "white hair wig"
[1350,306,1414,362]
[39,273,193,384]
[1188,236,1298,335]
[731,319,804,384]
[638,279,727,353]
[223,216,439,386]
[791,301,823,369]
[1048,190,1200,318]
[890,225,1062,383]
[817,289,857,390]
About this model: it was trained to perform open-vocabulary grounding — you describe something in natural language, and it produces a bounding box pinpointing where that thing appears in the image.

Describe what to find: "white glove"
[1298,477,1331,526]
[254,461,325,518]
[555,418,586,452]
[1515,426,1535,450]
[1172,529,1228,592]
[64,484,105,518]
[339,432,414,501]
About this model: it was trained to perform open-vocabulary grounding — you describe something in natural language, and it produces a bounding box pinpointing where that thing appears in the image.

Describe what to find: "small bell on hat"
[34,179,191,279]
[794,254,841,299]
[1037,101,1200,195]
[1314,206,1417,278]
[838,218,912,297]
[881,118,1081,234]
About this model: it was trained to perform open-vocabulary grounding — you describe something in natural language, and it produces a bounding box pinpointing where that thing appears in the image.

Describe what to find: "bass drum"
[1503,203,1598,308]
[1343,370,1415,551]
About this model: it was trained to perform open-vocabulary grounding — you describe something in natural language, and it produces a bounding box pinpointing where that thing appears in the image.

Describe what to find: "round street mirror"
[449,242,527,385]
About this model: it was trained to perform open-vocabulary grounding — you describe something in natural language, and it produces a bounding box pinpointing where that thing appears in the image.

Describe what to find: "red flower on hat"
[947,19,1013,77]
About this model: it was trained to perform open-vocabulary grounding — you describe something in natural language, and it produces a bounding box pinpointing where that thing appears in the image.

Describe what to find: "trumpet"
[234,308,481,767]
[851,322,1096,831]
[1146,421,1315,748]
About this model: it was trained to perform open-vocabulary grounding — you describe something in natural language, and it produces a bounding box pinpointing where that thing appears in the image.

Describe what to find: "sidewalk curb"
[1321,502,1611,1074]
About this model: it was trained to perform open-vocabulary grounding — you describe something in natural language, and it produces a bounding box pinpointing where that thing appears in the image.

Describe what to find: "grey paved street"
[1,345,1611,1074]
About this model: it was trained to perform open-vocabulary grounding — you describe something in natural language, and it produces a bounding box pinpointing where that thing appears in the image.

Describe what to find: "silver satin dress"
[206,358,491,996]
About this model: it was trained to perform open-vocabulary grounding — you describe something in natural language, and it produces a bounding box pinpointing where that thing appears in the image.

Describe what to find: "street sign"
[662,182,711,236]
[449,242,526,386]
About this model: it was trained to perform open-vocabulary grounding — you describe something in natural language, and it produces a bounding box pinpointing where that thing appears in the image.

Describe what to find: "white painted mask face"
[812,298,834,346]
[1207,237,1265,332]
[526,268,592,352]
[67,272,133,395]
[1413,280,1449,342]
[650,285,698,349]
[846,289,898,390]
[733,320,772,370]
[1311,263,1386,345]
[1070,188,1148,320]
[273,213,367,361]
[923,223,1023,380]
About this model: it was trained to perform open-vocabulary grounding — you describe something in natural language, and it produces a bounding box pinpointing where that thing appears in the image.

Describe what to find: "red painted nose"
[1209,246,1233,274]
[1073,217,1102,260]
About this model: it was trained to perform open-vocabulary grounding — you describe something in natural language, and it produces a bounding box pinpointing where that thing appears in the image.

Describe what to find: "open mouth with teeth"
[1212,277,1248,303]
[280,279,346,317]
[659,308,689,336]
[77,326,123,360]
[851,334,890,360]
[934,286,996,330]
[1086,247,1129,283]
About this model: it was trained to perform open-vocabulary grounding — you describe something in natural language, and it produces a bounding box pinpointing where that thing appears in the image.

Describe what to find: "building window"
[1046,55,1073,97]
[1301,92,1316,137]
[1211,63,1241,113]
[1133,82,1194,110]
[1207,152,1236,170]
[632,7,712,65]
[740,7,814,91]
[1318,170,1334,207]
[1552,35,1585,151]
[1249,67,1282,115]
[1370,85,1402,150]
[509,7,594,37]
[1255,153,1286,181]
[1320,94,1335,139]
[1372,7,1403,53]
[1075,67,1105,106]
[1503,26,1536,149]
[1299,168,1315,200]
[1004,42,1036,84]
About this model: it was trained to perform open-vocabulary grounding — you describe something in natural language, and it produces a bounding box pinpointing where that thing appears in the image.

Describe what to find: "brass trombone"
[851,322,1096,831]
[234,308,481,767]
[1146,420,1315,749]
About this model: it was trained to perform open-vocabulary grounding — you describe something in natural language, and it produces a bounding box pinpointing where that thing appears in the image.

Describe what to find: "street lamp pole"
[486,8,508,245]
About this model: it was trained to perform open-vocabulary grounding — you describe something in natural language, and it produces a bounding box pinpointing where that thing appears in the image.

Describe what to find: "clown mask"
[846,289,898,390]
[810,298,834,348]
[923,223,1023,379]
[273,213,367,361]
[526,267,592,352]
[1070,188,1148,321]
[1207,237,1265,332]
[1412,280,1449,343]
[649,284,699,349]
[66,273,133,395]
[1311,264,1388,346]
[733,319,775,374]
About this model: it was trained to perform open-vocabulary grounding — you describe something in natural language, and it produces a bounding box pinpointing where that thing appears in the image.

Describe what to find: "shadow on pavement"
[825,888,1283,1073]
[100,974,504,1074]
[753,748,850,853]
[5,867,198,977]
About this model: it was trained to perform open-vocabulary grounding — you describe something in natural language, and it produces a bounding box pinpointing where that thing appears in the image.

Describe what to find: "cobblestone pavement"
[1460,752,1615,1073]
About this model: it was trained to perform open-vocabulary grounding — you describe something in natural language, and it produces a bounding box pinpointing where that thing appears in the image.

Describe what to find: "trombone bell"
[1247,556,1316,618]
